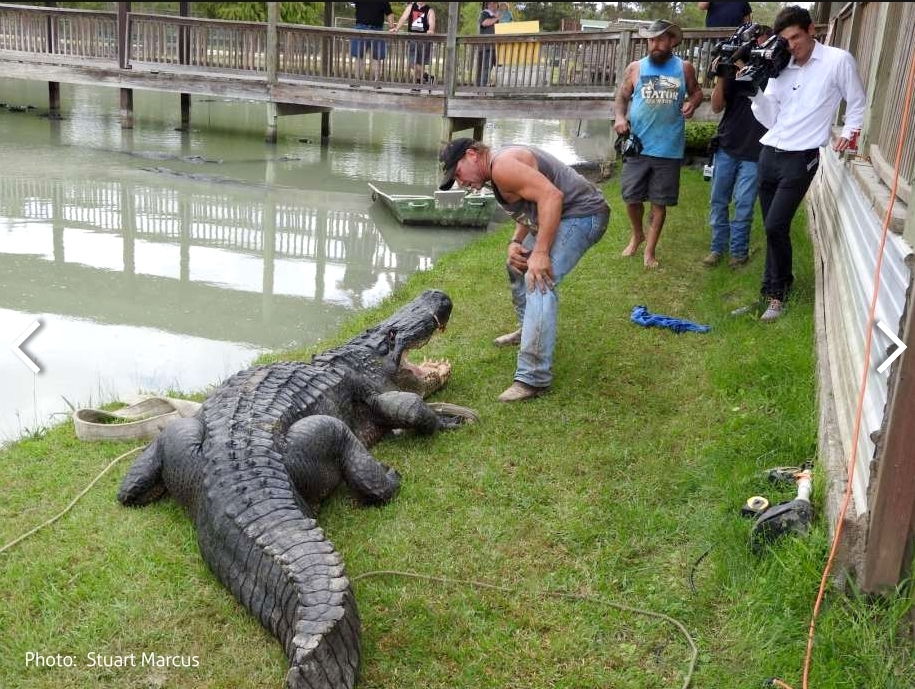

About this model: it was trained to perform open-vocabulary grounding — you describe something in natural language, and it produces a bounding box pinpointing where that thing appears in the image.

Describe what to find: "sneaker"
[497,381,548,402]
[702,251,722,267]
[493,328,522,347]
[760,298,784,322]
[728,255,749,268]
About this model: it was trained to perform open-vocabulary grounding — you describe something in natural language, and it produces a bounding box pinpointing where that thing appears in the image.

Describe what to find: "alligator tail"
[197,488,360,689]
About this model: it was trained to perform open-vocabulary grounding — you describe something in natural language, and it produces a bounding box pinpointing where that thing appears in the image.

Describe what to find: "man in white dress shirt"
[747,5,865,322]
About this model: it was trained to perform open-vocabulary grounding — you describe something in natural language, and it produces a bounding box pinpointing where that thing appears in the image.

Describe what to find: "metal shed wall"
[809,149,913,567]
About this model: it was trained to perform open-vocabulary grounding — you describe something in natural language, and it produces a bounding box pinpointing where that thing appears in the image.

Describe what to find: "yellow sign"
[495,20,540,65]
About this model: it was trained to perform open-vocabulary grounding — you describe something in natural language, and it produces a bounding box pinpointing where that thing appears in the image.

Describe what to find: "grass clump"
[1,168,912,689]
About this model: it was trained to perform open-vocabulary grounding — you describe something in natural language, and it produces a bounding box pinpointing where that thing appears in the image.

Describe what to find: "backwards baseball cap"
[638,19,683,47]
[438,137,476,190]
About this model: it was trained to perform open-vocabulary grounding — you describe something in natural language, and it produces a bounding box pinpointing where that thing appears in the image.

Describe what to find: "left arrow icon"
[11,320,41,373]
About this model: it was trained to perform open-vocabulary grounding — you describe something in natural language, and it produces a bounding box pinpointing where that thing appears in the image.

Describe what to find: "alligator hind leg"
[285,415,401,508]
[117,417,204,507]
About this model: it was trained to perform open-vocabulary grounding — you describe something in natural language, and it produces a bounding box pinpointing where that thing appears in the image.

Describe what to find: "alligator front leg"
[369,390,467,434]
[284,414,401,508]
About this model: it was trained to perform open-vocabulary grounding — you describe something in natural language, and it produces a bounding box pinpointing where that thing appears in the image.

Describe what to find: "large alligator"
[117,289,470,689]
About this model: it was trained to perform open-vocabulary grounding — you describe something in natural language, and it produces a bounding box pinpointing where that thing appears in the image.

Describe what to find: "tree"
[515,2,600,31]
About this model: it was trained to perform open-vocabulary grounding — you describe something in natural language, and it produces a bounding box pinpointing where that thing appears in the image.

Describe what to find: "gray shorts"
[620,155,682,207]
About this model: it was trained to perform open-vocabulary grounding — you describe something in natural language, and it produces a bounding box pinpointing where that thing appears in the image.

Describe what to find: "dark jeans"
[475,46,495,86]
[756,145,820,302]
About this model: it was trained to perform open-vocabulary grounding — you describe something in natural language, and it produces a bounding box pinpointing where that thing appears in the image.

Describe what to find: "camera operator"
[747,5,865,322]
[702,25,772,269]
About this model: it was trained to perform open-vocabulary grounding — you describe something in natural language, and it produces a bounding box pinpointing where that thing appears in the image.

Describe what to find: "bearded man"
[613,20,703,268]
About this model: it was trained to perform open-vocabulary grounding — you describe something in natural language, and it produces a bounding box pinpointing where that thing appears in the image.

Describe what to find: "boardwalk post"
[441,3,483,143]
[45,2,60,119]
[320,2,333,140]
[443,3,458,98]
[117,2,130,69]
[179,1,190,131]
[265,2,278,143]
[117,2,133,128]
[120,89,134,129]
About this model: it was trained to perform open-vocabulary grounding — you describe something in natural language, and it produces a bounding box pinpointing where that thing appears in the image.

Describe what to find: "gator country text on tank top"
[629,56,687,159]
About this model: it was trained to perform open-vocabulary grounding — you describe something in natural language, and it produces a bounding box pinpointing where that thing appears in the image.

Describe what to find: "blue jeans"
[506,211,609,388]
[708,148,758,258]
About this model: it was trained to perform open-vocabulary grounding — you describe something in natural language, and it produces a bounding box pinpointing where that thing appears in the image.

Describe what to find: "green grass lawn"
[1,168,912,689]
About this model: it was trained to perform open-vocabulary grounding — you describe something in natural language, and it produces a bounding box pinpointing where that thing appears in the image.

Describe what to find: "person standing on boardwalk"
[350,2,395,84]
[747,5,865,322]
[702,25,772,269]
[698,2,752,28]
[476,1,501,87]
[391,2,436,91]
[438,138,609,402]
[613,19,703,268]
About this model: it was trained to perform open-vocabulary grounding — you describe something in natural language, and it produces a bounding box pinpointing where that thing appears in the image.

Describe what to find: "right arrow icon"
[876,321,907,373]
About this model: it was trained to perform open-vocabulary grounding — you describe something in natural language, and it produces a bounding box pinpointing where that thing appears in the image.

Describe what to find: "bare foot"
[644,255,660,268]
[622,236,644,257]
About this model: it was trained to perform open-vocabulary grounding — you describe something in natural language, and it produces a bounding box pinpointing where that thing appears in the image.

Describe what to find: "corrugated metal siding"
[811,151,913,516]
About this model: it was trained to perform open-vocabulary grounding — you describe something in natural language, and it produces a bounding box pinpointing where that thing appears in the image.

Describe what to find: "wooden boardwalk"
[0,4,739,136]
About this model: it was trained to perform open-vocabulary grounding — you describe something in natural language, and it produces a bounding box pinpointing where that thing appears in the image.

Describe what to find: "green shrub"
[685,121,718,156]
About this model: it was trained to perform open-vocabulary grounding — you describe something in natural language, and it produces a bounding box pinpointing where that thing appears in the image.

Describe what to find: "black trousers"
[756,145,820,302]
[475,46,495,86]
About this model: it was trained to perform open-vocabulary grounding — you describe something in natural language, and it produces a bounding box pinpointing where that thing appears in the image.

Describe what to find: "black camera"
[614,131,643,161]
[708,22,763,81]
[735,34,790,91]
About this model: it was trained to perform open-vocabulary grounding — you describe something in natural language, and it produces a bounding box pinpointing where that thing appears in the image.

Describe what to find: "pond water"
[0,78,612,444]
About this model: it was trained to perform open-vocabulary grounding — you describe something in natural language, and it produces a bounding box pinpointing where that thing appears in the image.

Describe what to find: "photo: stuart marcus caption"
[25,651,200,669]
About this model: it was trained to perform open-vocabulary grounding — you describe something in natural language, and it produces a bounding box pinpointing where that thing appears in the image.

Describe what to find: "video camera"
[707,22,765,81]
[735,33,791,91]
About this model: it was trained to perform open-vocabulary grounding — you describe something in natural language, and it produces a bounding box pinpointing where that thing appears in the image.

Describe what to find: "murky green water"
[0,78,611,443]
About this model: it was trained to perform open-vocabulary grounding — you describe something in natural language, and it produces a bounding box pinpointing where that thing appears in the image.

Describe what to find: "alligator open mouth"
[396,356,452,397]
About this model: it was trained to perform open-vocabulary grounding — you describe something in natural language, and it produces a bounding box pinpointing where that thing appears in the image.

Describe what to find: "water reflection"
[0,165,480,345]
[0,154,481,442]
[0,78,611,443]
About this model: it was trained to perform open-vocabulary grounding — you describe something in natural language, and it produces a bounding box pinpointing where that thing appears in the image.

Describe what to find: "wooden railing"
[831,2,913,205]
[0,5,117,58]
[0,4,739,94]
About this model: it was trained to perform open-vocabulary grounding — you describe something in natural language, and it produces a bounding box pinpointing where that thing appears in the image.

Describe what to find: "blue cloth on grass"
[630,305,711,334]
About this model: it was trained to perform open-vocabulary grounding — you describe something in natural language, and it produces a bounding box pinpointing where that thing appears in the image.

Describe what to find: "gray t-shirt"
[490,147,607,232]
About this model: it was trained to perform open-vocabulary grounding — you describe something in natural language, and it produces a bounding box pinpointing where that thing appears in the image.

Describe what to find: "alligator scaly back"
[117,290,469,688]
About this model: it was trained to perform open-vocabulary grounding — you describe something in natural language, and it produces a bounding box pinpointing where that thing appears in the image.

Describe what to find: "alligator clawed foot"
[426,401,479,428]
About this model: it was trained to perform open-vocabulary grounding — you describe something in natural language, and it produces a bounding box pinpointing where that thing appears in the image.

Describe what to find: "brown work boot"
[702,251,722,267]
[497,381,548,402]
[493,328,522,347]
[728,255,749,268]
